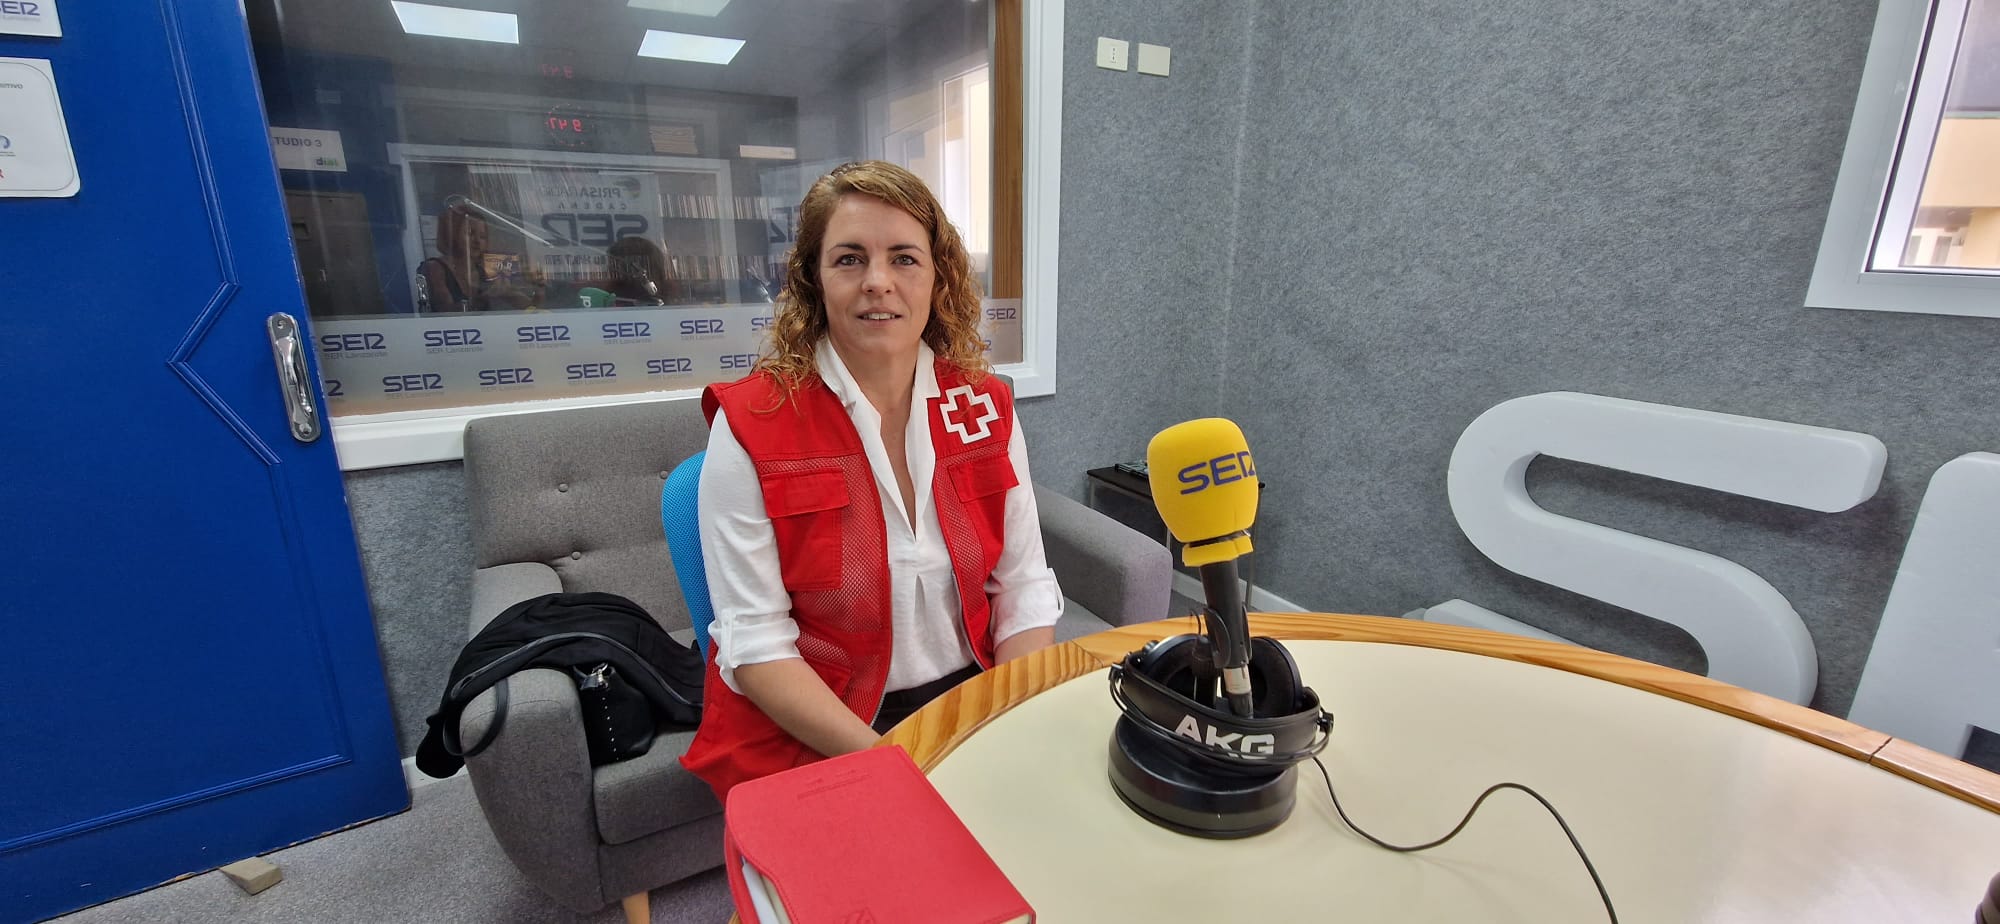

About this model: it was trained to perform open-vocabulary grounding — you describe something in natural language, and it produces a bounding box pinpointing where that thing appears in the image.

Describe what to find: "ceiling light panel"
[390,2,520,44]
[637,29,746,64]
[628,0,733,15]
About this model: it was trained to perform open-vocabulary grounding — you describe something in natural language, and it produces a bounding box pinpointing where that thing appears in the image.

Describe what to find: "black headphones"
[1106,632,1332,837]
[1109,633,1332,769]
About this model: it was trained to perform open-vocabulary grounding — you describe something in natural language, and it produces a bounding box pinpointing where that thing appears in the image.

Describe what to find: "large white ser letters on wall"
[1442,392,1887,704]
[1848,453,2000,755]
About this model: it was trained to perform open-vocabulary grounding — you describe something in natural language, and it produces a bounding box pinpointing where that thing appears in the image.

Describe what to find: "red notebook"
[723,745,1034,924]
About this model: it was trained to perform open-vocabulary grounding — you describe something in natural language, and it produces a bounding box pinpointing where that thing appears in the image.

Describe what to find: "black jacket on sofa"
[416,592,703,778]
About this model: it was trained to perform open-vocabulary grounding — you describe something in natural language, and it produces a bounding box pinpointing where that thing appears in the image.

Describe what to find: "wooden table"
[744,613,2000,922]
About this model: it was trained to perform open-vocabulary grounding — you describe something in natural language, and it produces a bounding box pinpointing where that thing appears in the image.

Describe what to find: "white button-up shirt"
[699,339,1063,694]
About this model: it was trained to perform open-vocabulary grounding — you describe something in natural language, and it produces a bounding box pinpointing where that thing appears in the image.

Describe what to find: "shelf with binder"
[657,194,798,223]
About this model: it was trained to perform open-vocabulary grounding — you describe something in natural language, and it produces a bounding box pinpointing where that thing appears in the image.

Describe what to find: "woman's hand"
[994,626,1055,665]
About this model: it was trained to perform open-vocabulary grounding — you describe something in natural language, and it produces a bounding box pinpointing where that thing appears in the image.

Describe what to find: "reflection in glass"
[248,0,1018,416]
[1904,0,1999,270]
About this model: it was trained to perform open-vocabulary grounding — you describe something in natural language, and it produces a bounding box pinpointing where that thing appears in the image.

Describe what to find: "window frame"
[325,0,1063,471]
[1808,0,2000,318]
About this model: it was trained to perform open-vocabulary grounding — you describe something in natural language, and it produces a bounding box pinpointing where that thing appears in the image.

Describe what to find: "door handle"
[266,312,323,443]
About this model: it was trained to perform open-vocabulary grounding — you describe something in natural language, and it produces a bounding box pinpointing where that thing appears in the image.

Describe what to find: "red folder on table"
[723,744,1034,924]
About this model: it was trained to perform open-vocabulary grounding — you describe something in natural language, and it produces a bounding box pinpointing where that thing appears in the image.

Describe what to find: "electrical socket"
[1095,37,1129,71]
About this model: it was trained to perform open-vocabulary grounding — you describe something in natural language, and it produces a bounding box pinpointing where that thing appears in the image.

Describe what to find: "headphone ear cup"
[1135,634,1210,699]
[1248,636,1304,718]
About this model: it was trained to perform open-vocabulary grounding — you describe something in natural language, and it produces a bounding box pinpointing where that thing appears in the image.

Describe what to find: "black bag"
[416,592,704,778]
[572,662,657,765]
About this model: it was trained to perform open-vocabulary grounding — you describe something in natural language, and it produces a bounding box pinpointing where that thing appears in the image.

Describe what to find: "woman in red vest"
[680,161,1063,799]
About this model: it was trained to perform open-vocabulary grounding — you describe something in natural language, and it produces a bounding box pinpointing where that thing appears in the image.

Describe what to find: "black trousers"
[870,664,982,734]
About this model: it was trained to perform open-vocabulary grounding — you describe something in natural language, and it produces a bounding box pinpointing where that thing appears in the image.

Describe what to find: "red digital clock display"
[544,105,592,148]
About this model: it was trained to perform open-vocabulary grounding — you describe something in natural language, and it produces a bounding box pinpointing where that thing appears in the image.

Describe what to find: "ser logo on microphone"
[1173,715,1276,754]
[1177,451,1256,495]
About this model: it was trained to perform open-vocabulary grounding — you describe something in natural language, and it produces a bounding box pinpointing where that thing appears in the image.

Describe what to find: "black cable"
[1309,756,1618,924]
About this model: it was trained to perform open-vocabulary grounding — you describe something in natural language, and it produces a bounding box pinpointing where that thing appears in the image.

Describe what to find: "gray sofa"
[455,399,1171,919]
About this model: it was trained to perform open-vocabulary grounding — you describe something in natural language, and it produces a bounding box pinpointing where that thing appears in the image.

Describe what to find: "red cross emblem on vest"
[939,384,999,444]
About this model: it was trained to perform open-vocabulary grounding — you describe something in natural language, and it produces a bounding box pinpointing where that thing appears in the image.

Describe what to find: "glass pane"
[1892,0,2000,272]
[248,0,1020,418]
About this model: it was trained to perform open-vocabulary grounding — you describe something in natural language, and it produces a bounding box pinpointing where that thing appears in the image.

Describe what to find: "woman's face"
[818,194,934,372]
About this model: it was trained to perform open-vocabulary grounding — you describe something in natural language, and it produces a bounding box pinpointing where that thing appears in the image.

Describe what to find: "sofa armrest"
[460,668,608,912]
[1035,484,1172,627]
[461,562,601,910]
[469,562,564,635]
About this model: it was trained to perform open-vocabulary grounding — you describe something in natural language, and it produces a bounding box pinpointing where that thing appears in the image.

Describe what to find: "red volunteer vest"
[679,363,1017,799]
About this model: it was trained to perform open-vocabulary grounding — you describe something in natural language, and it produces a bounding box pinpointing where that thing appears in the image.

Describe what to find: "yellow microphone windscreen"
[1146,418,1258,567]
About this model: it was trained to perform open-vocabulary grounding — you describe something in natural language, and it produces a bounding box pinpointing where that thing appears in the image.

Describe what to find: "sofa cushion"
[593,728,720,846]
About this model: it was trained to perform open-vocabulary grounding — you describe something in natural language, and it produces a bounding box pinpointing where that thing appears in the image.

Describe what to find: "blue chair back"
[660,451,713,659]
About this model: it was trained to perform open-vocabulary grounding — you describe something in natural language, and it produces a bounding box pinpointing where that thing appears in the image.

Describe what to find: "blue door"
[0,2,406,920]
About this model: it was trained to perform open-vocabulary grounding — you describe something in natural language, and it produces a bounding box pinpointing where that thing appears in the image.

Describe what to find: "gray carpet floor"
[50,774,733,924]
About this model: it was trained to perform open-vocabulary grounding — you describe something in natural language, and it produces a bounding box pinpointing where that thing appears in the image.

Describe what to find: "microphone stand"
[444,193,572,248]
[1198,557,1256,717]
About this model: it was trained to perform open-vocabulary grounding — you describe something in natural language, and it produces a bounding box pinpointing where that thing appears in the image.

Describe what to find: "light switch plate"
[1095,37,1129,71]
[1137,42,1170,76]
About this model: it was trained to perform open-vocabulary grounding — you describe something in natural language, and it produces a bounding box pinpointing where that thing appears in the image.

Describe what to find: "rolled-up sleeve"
[985,421,1064,644]
[700,408,804,693]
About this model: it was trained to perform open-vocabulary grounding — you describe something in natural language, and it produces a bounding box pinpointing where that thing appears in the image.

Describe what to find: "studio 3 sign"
[1437,392,1993,760]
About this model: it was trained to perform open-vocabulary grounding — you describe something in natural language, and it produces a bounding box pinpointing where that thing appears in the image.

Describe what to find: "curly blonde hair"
[756,161,988,393]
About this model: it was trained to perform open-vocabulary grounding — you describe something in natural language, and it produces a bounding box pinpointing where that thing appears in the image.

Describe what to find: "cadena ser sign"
[1438,392,1993,760]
